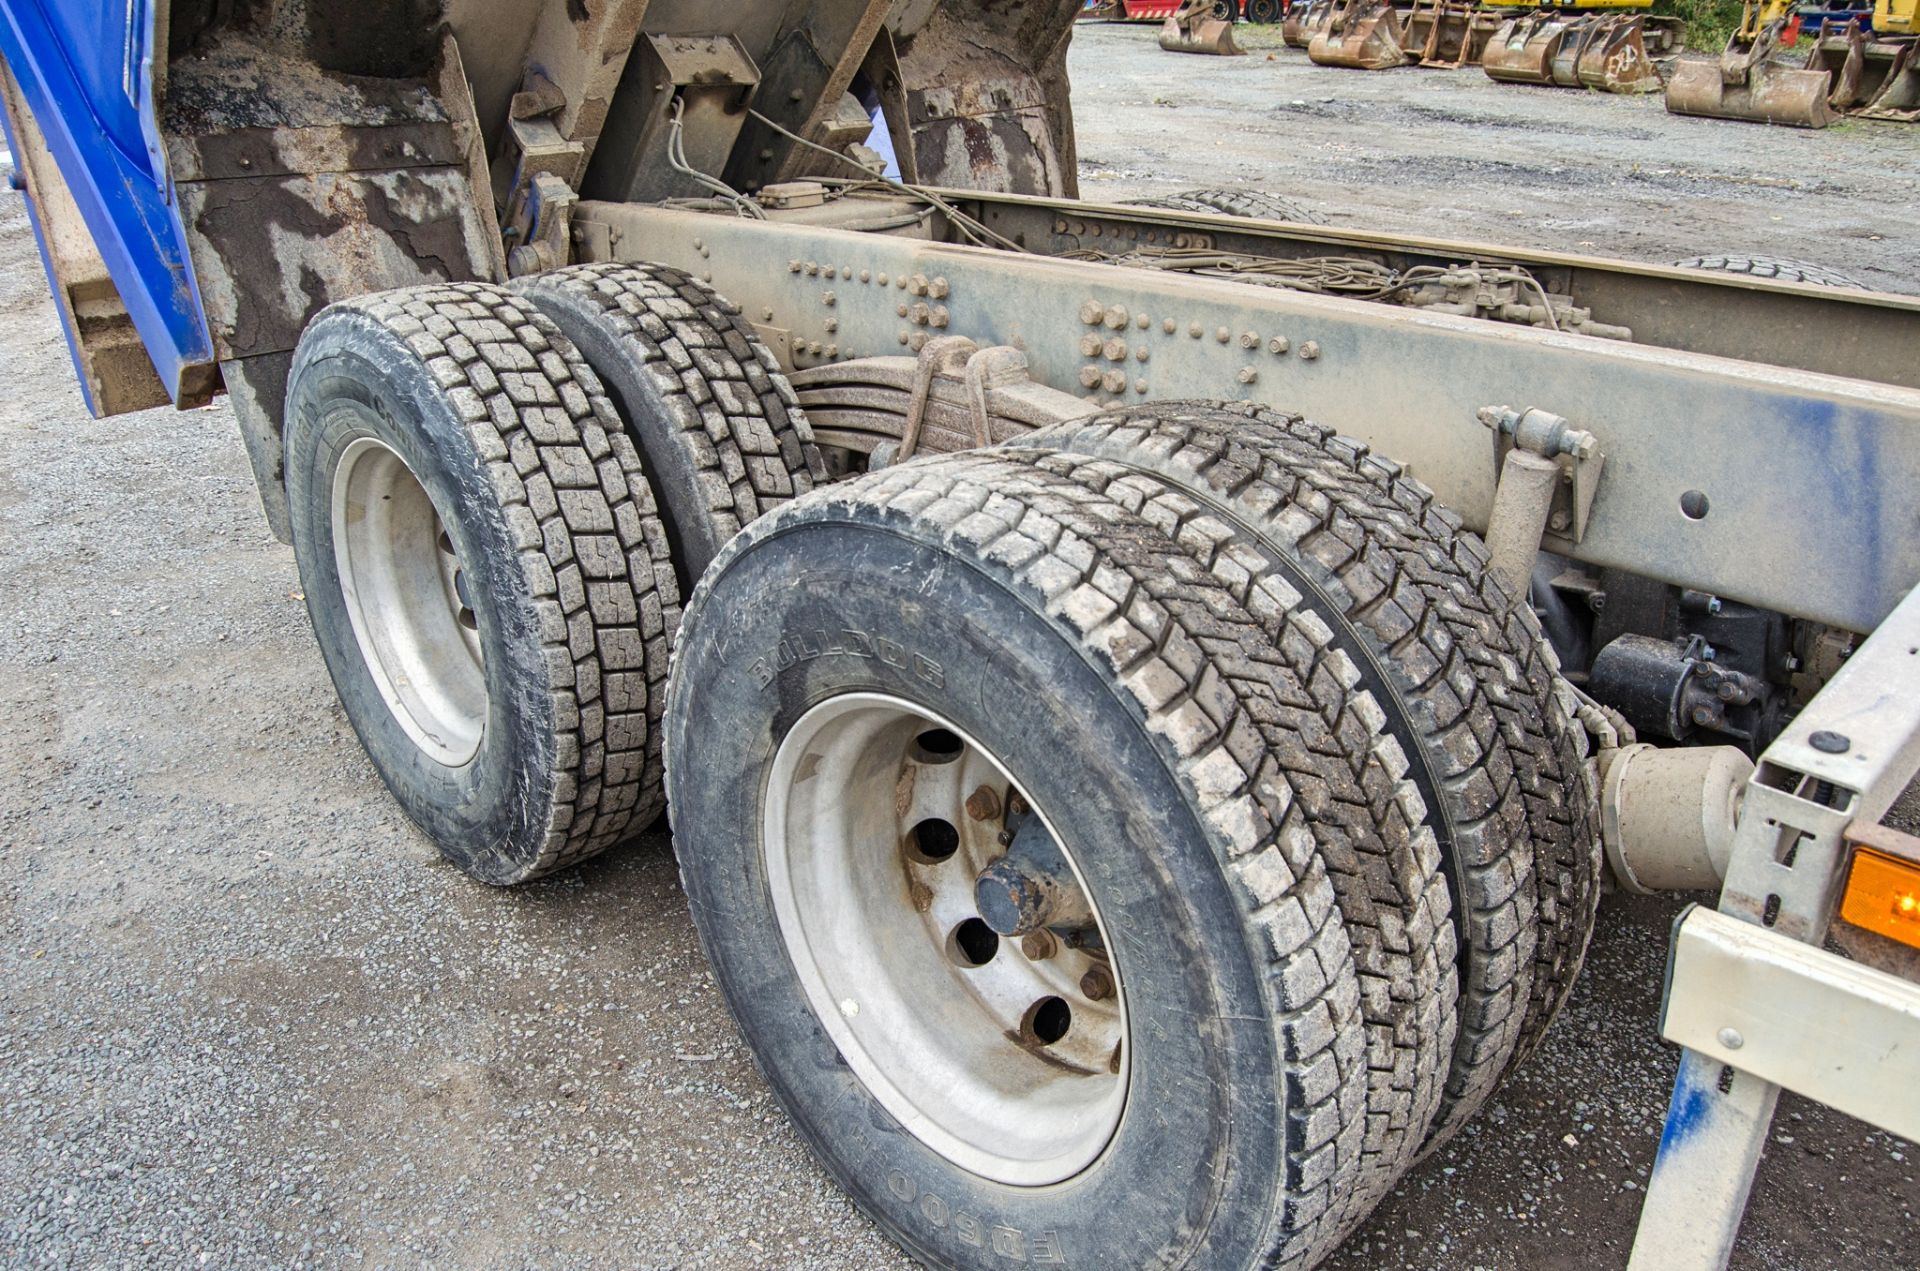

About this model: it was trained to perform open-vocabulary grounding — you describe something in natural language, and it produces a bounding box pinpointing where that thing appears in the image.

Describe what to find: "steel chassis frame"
[576,195,1920,634]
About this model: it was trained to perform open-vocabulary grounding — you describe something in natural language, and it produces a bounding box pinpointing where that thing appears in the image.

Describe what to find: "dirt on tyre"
[1672,254,1864,289]
[1005,401,1602,1144]
[1129,187,1326,227]
[667,452,1455,1268]
[284,281,679,885]
[514,261,827,590]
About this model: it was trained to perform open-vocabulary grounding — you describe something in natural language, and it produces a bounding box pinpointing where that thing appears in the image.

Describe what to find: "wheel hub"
[331,437,487,766]
[763,694,1129,1186]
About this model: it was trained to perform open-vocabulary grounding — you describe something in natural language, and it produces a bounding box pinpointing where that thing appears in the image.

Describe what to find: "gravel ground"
[2,28,1918,1271]
[1071,22,1920,295]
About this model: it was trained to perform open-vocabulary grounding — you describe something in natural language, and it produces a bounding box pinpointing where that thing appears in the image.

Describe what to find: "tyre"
[1246,0,1286,21]
[1129,187,1326,227]
[284,282,679,884]
[1213,0,1241,19]
[1673,254,1864,289]
[667,452,1449,1268]
[1005,401,1602,1143]
[514,262,827,590]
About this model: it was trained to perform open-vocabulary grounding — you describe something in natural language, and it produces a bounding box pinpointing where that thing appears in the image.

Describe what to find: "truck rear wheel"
[1007,402,1602,1143]
[1129,187,1326,227]
[515,262,827,590]
[667,453,1438,1268]
[284,282,679,884]
[1673,254,1864,289]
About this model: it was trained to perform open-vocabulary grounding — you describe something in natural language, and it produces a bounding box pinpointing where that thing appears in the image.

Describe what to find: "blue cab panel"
[0,0,215,410]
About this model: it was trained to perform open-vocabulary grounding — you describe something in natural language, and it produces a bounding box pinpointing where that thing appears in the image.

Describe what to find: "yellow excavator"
[1667,0,1920,126]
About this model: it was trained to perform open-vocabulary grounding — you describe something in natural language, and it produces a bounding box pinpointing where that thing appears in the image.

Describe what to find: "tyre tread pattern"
[341,282,679,878]
[999,448,1459,1219]
[515,261,827,570]
[1672,254,1864,289]
[1129,187,1327,227]
[1007,402,1600,1140]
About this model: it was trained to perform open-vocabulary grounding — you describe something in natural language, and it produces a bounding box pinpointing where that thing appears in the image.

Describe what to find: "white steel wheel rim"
[763,693,1129,1186]
[331,436,486,766]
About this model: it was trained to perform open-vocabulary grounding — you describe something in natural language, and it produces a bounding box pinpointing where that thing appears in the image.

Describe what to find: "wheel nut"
[1021,930,1057,961]
[966,785,1002,822]
[1080,966,1115,1001]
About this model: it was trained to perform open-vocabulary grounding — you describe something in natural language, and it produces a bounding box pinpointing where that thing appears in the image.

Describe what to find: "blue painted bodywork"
[0,0,214,412]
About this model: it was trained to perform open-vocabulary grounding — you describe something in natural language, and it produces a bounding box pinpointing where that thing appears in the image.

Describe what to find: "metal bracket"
[1630,580,1920,1271]
[1479,403,1605,544]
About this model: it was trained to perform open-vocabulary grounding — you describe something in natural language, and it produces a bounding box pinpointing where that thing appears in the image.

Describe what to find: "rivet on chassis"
[878,272,890,286]
[929,277,950,299]
[1188,323,1203,339]
[1134,378,1149,394]
[788,260,802,273]
[930,307,950,329]
[806,262,819,275]
[1080,366,1104,389]
[1216,327,1231,344]
[825,319,839,333]
[1135,314,1150,330]
[1102,369,1128,394]
[1104,338,1128,362]
[1135,346,1150,363]
[1054,218,1069,234]
[860,269,871,283]
[1080,333,1104,357]
[909,274,929,296]
[1079,299,1105,325]
[1103,305,1130,330]
[822,291,837,306]
[1299,340,1322,361]
[1080,966,1115,1001]
[1162,318,1177,334]
[966,785,1003,822]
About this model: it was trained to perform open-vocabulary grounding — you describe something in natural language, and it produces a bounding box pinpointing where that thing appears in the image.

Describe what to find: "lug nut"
[966,785,1002,822]
[1080,966,1115,1001]
[1021,930,1057,961]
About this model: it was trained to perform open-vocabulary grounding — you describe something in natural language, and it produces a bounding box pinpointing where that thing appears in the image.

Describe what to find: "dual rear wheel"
[284,269,1598,1268]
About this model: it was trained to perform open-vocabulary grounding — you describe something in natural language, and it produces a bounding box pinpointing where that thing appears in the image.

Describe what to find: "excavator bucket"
[1402,0,1500,68]
[1665,20,1838,127]
[1859,39,1920,118]
[1308,0,1412,69]
[1161,0,1244,54]
[1814,21,1920,117]
[1283,0,1334,48]
[1574,15,1665,93]
[1484,13,1576,84]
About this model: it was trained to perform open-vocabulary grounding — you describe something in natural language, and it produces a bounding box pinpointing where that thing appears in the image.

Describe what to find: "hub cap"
[331,437,486,766]
[763,694,1129,1186]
